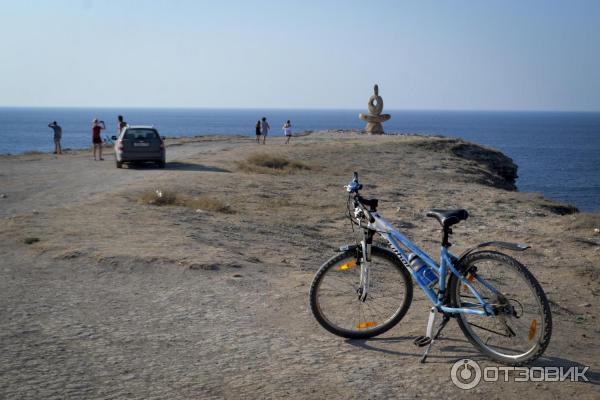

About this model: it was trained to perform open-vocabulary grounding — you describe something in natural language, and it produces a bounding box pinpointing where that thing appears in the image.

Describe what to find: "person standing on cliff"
[117,115,128,135]
[255,120,261,144]
[48,121,62,154]
[260,117,270,145]
[283,120,292,144]
[92,118,106,161]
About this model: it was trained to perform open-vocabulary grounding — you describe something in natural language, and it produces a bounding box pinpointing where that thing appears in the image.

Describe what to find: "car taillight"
[117,141,124,151]
[160,141,164,149]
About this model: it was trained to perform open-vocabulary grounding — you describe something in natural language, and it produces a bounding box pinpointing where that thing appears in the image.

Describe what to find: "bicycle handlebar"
[345,172,378,223]
[346,171,362,193]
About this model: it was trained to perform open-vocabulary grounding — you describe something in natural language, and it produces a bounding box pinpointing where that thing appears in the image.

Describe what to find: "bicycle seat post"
[442,227,452,248]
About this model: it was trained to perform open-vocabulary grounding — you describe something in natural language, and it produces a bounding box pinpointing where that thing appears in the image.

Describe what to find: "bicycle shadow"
[346,335,485,364]
[532,356,600,385]
[348,336,600,385]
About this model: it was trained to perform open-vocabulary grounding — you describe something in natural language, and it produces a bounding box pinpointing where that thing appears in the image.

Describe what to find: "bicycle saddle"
[426,209,469,229]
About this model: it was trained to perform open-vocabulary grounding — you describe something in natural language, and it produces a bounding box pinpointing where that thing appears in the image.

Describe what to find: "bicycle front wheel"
[449,250,552,365]
[309,246,413,339]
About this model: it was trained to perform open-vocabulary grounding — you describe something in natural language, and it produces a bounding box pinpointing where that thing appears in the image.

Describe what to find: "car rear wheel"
[116,160,123,168]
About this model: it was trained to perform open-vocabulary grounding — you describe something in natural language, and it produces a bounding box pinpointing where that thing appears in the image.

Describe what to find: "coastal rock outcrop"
[451,142,518,191]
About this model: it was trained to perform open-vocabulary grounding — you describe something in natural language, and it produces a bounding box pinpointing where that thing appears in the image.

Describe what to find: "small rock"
[0,194,6,198]
[578,303,591,308]
[32,210,39,214]
[232,273,243,278]
[594,228,600,234]
[195,209,205,213]
[24,237,40,245]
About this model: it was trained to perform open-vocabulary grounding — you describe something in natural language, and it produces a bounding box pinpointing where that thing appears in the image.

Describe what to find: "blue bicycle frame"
[370,212,495,317]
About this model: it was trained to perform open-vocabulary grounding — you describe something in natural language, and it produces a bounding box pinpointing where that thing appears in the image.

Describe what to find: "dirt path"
[0,136,250,217]
[1,133,598,399]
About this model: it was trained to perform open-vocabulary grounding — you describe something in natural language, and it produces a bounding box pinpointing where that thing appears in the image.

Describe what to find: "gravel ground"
[1,132,598,399]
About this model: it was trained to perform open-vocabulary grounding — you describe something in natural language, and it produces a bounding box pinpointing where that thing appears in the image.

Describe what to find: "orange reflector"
[528,320,538,341]
[337,260,357,271]
[467,273,475,282]
[357,321,377,329]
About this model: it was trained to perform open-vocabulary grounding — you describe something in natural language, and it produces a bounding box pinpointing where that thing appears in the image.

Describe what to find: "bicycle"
[309,172,552,365]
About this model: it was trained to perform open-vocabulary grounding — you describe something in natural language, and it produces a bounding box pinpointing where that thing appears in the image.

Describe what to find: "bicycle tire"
[309,246,413,339]
[449,250,552,366]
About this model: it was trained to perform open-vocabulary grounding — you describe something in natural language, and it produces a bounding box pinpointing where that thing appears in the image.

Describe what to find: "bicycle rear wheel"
[309,246,413,339]
[449,250,552,365]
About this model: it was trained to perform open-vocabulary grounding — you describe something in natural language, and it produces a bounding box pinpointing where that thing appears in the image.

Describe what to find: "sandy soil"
[0,132,598,399]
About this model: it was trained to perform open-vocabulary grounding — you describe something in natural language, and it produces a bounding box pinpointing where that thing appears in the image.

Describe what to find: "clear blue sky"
[1,0,599,111]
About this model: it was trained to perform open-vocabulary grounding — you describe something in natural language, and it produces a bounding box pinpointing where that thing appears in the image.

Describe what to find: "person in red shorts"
[92,118,106,160]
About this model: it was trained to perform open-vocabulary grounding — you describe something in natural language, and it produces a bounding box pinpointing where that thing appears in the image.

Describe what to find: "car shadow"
[166,162,230,172]
[125,162,230,173]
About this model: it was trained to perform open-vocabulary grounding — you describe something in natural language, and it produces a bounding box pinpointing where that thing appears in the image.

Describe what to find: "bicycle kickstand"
[413,307,450,363]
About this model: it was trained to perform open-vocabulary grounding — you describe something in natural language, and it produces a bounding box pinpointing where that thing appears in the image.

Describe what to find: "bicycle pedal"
[413,336,432,347]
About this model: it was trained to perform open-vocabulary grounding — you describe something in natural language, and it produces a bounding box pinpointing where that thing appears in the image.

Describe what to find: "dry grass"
[269,198,292,208]
[236,153,311,174]
[138,190,232,213]
[139,190,181,206]
[185,196,232,213]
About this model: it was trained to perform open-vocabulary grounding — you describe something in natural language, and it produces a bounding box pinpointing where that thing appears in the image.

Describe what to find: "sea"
[0,107,598,212]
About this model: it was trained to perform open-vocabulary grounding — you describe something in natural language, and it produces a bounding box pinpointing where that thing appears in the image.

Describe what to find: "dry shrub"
[139,190,180,206]
[185,196,232,213]
[237,153,311,174]
[138,190,232,213]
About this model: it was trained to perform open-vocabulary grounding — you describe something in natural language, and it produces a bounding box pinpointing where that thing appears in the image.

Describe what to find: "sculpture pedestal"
[359,113,391,135]
[365,122,384,134]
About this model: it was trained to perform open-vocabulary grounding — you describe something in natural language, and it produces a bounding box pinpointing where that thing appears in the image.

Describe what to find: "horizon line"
[0,105,599,113]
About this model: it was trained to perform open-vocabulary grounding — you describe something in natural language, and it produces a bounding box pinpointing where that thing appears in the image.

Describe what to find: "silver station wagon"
[113,126,166,168]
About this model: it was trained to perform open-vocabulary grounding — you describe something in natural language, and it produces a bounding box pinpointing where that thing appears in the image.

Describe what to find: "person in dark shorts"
[283,120,292,144]
[255,120,261,144]
[92,118,106,160]
[117,115,128,135]
[48,121,62,154]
